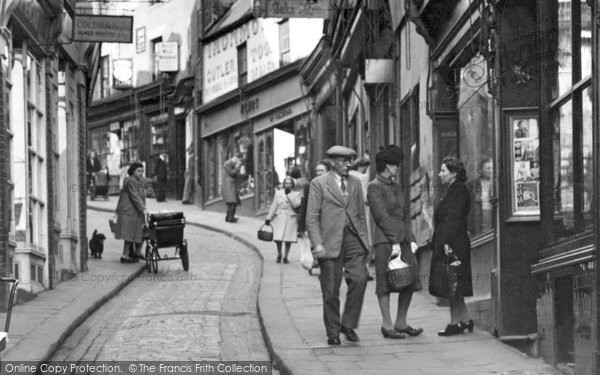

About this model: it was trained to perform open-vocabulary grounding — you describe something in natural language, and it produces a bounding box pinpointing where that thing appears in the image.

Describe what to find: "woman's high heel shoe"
[460,319,474,333]
[276,255,282,263]
[381,327,405,339]
[438,323,462,336]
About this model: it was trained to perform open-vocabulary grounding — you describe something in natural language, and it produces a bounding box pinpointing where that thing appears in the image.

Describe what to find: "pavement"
[1,196,562,375]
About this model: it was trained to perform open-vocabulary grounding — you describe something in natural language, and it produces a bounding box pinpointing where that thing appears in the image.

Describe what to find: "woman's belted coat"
[115,176,147,244]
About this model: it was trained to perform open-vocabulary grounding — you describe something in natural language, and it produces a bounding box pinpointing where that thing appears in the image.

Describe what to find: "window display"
[508,112,540,218]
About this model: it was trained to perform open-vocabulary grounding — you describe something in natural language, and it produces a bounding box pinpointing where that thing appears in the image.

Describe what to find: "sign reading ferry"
[73,15,133,43]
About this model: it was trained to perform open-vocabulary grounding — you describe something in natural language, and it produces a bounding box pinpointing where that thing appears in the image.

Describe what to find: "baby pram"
[144,211,189,273]
[89,171,109,200]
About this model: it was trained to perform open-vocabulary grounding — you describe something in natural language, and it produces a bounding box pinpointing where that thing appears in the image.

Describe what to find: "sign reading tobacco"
[73,15,133,43]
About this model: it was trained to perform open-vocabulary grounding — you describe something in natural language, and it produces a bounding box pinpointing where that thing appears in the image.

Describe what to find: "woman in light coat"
[115,162,147,263]
[265,176,302,263]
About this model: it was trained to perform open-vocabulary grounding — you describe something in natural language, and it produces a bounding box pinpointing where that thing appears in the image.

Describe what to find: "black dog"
[89,230,106,259]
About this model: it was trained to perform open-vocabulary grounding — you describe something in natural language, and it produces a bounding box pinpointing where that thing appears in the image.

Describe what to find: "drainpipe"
[591,0,600,372]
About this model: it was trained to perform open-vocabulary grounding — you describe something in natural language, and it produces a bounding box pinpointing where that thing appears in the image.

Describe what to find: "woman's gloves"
[265,220,271,226]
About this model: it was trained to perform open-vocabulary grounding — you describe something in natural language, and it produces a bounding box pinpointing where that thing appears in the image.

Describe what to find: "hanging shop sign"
[113,59,133,89]
[157,42,179,72]
[72,14,133,43]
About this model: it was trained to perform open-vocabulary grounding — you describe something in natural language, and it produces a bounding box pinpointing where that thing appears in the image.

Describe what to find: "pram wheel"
[151,248,159,273]
[145,245,152,272]
[180,240,189,271]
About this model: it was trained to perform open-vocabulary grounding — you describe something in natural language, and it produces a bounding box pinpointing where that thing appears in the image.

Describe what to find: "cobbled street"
[50,209,272,363]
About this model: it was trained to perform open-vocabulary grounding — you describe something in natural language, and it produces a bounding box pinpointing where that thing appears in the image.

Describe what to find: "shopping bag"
[298,236,314,270]
[108,215,118,234]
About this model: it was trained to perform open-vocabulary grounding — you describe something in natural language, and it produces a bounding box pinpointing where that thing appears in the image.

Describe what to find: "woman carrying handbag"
[264,176,302,263]
[367,146,423,339]
[428,156,474,336]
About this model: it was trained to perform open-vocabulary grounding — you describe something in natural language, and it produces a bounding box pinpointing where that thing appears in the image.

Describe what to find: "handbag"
[428,253,459,299]
[257,224,274,242]
[387,254,415,292]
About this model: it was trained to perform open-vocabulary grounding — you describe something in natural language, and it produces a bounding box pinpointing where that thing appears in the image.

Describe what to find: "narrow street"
[50,210,271,363]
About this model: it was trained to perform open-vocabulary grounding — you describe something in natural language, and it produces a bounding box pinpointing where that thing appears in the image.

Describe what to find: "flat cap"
[376,145,404,165]
[326,145,357,158]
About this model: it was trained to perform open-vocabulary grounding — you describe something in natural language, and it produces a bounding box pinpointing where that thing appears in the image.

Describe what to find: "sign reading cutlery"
[73,15,133,43]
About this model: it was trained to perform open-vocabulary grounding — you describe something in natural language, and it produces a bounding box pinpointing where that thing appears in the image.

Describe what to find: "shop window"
[206,125,254,201]
[279,20,290,65]
[3,31,14,237]
[238,43,247,86]
[401,86,420,173]
[121,119,140,165]
[151,120,169,157]
[458,54,495,237]
[548,0,593,239]
[100,56,110,98]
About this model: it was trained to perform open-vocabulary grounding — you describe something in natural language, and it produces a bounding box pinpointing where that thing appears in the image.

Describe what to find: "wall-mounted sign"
[157,42,179,72]
[113,59,133,89]
[254,0,331,18]
[136,27,146,54]
[240,98,259,115]
[73,14,133,43]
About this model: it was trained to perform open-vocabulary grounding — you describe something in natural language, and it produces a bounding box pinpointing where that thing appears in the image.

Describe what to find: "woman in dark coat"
[429,156,474,336]
[367,146,423,339]
[115,162,147,263]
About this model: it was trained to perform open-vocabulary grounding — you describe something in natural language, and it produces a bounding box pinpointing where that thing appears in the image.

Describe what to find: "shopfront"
[530,0,597,372]
[199,62,311,216]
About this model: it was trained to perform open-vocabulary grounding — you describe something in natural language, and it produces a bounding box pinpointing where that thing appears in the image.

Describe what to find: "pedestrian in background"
[297,160,331,234]
[182,146,195,204]
[429,156,474,336]
[349,156,373,277]
[115,162,148,263]
[367,146,423,339]
[153,153,168,202]
[306,146,370,346]
[222,153,242,223]
[264,176,302,264]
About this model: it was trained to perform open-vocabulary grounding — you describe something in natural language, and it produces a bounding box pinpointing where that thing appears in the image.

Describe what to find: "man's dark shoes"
[327,337,341,345]
[395,326,423,337]
[340,326,359,342]
[438,323,462,336]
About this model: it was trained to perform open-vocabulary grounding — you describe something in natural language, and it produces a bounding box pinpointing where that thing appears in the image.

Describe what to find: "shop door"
[256,130,275,213]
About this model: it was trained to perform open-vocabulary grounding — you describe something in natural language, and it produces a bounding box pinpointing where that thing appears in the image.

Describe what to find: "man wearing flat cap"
[306,145,370,345]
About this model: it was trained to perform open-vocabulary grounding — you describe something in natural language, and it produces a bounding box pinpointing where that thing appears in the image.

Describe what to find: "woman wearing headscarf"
[367,146,423,339]
[115,162,148,263]
[265,176,302,263]
[429,156,474,336]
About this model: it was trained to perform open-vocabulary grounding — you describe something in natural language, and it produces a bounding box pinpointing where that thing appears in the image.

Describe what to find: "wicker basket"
[387,256,415,292]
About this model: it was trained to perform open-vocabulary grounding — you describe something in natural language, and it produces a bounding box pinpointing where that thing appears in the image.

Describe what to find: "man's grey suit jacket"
[306,171,369,259]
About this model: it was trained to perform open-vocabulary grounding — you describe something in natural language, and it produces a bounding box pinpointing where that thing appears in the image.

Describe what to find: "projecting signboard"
[253,0,331,18]
[157,42,179,72]
[72,15,133,43]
